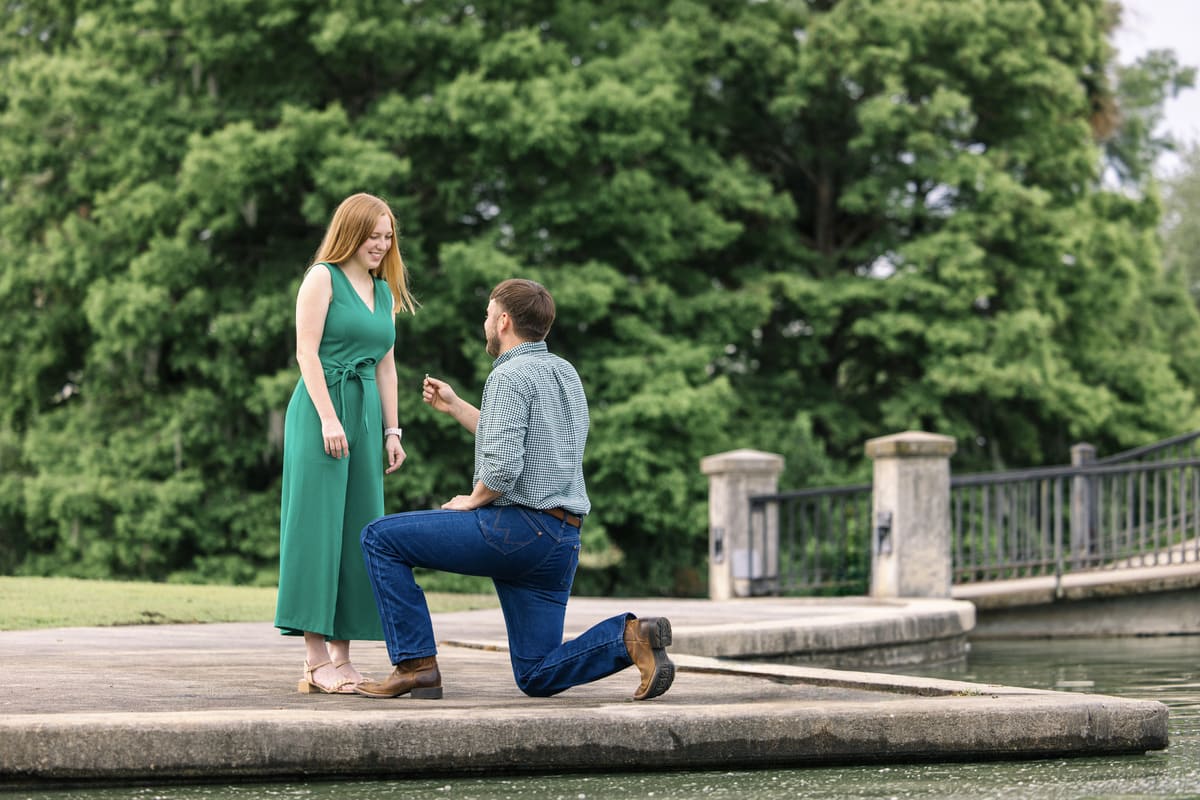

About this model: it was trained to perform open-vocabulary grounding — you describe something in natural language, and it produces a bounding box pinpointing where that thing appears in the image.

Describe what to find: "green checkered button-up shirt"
[474,341,591,517]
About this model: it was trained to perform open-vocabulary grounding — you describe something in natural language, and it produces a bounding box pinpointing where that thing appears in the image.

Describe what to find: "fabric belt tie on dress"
[324,358,377,437]
[541,507,583,528]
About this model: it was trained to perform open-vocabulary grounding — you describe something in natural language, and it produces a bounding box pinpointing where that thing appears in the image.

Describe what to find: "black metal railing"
[748,484,872,596]
[749,432,1200,597]
[952,458,1200,587]
[1094,430,1200,465]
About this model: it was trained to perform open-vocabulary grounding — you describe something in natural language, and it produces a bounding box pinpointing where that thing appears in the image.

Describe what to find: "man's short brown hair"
[491,279,556,341]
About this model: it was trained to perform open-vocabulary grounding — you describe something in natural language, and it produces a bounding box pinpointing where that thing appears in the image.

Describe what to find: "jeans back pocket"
[480,506,543,555]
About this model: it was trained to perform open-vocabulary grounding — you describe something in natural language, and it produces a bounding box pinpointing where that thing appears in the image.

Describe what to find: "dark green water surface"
[13,636,1200,799]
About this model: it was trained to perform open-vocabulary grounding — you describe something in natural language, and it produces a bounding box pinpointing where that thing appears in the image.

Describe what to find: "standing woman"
[276,193,417,694]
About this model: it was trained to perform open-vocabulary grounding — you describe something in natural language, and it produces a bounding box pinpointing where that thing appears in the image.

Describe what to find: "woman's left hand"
[385,437,406,474]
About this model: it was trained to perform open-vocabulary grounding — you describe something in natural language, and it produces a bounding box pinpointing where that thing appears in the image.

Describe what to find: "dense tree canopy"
[1162,144,1200,300]
[2,0,1198,594]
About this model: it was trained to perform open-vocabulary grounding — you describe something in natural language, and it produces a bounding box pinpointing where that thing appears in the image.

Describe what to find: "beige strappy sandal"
[298,659,356,694]
[333,659,371,685]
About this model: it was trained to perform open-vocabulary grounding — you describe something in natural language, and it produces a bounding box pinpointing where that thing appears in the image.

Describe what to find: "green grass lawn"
[0,576,497,631]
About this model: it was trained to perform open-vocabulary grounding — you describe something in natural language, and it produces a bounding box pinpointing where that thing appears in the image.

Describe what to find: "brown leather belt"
[542,507,582,528]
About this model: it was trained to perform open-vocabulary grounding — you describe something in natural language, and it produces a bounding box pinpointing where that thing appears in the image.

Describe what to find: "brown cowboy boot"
[354,655,443,699]
[624,616,675,700]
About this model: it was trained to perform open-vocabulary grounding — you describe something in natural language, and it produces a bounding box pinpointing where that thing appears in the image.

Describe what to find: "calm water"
[13,637,1200,800]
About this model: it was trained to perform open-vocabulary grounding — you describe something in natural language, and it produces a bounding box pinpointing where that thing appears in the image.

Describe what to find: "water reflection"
[12,637,1200,800]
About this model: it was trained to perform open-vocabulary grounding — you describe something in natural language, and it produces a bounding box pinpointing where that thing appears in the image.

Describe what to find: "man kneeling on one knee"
[357,278,674,701]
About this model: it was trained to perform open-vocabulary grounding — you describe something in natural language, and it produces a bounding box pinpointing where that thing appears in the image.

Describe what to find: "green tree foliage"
[1162,144,1200,298]
[2,0,1198,593]
[1104,48,1196,187]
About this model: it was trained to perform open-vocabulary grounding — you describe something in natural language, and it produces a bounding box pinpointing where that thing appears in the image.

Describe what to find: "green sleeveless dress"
[275,262,395,640]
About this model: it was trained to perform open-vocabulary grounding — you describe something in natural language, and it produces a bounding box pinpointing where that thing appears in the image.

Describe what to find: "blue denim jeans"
[360,505,633,697]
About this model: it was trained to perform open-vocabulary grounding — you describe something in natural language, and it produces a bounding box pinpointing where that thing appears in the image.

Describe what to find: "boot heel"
[651,617,672,647]
[411,686,444,700]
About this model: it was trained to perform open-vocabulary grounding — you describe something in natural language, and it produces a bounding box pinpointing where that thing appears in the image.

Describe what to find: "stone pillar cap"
[700,448,785,475]
[865,431,956,459]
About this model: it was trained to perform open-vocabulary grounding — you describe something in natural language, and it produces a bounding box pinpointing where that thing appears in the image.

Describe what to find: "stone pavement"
[0,596,1168,788]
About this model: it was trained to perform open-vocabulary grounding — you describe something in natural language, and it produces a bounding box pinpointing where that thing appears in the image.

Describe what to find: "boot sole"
[635,653,675,700]
[354,685,444,699]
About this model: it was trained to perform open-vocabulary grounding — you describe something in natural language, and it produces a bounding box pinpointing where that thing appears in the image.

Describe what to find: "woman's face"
[353,213,393,270]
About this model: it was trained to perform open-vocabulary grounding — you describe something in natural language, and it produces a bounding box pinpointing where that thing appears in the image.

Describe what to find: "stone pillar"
[866,431,956,598]
[700,449,785,600]
[1070,442,1096,568]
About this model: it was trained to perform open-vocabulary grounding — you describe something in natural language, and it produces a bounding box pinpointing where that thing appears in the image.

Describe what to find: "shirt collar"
[493,340,547,368]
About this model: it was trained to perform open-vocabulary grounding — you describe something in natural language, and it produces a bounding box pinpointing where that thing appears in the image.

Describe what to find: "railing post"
[701,449,785,600]
[866,431,956,598]
[1071,442,1096,569]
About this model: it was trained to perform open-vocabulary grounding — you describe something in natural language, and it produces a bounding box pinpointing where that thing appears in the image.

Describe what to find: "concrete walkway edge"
[0,598,1169,788]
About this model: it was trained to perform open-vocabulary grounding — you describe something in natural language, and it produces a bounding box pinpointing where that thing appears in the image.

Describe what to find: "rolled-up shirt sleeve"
[473,372,530,494]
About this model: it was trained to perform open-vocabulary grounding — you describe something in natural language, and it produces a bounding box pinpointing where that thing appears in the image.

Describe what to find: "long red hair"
[312,193,417,314]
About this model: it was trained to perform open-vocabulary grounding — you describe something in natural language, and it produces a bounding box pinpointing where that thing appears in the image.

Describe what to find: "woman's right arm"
[295,265,347,458]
